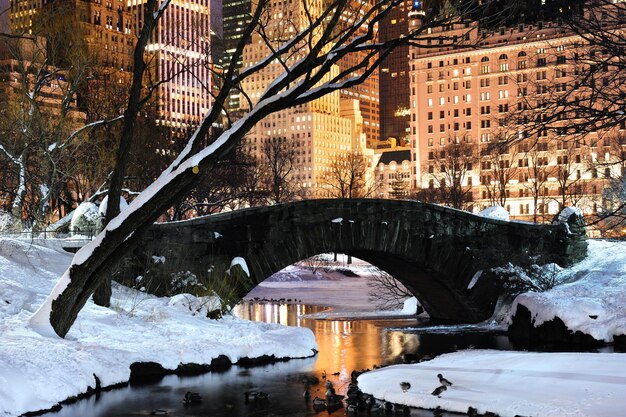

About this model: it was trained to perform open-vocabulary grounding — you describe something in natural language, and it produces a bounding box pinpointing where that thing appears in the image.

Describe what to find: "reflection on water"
[48,303,513,417]
[234,302,430,373]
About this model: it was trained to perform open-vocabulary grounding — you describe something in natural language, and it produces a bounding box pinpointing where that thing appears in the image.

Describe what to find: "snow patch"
[230,257,250,277]
[467,270,482,290]
[400,297,419,315]
[98,195,129,217]
[151,255,165,264]
[478,205,510,221]
[358,350,626,417]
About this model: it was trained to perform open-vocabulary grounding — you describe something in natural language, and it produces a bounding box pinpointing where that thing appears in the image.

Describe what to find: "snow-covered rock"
[478,206,509,221]
[98,195,129,217]
[554,206,583,223]
[69,202,101,235]
[508,239,626,342]
[229,257,250,277]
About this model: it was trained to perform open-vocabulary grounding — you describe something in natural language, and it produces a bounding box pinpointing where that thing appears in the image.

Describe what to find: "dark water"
[48,302,515,417]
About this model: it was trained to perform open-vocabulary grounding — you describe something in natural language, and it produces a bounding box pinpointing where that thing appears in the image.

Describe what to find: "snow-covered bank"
[509,239,626,342]
[358,349,626,417]
[0,238,317,417]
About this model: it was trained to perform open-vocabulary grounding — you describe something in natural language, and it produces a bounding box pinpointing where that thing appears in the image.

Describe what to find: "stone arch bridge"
[122,199,587,322]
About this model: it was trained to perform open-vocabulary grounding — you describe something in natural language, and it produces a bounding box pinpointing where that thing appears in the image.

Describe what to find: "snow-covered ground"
[509,239,626,342]
[3,235,626,417]
[358,349,626,417]
[358,239,626,417]
[0,238,316,417]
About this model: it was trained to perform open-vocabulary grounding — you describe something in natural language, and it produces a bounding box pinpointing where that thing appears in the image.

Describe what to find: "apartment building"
[409,10,625,223]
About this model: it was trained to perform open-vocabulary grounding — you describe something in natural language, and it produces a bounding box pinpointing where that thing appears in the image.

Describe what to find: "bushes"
[494,263,564,296]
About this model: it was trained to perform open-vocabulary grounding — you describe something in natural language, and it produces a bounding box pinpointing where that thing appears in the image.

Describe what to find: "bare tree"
[424,138,477,210]
[367,269,414,311]
[0,6,93,228]
[260,138,298,204]
[321,151,377,198]
[28,0,502,338]
[481,138,519,208]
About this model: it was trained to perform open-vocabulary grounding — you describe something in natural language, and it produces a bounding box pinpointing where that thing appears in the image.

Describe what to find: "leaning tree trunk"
[30,106,264,337]
[93,1,160,307]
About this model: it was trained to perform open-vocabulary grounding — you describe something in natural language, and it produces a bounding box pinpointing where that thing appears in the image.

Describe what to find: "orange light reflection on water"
[233,302,421,387]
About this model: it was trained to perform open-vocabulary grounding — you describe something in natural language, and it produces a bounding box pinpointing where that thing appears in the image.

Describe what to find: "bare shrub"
[367,269,413,310]
[494,263,565,296]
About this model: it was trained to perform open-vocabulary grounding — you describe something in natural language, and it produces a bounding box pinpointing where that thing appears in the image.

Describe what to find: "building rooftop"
[378,149,411,165]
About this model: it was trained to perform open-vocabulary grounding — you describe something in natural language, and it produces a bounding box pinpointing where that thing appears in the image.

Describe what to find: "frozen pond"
[48,301,516,417]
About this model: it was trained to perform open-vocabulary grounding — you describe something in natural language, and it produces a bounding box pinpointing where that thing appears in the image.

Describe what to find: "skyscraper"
[378,0,414,145]
[131,0,215,137]
[221,0,251,110]
[335,1,380,146]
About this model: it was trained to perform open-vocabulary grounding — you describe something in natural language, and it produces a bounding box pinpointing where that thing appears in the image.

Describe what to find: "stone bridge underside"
[125,199,587,322]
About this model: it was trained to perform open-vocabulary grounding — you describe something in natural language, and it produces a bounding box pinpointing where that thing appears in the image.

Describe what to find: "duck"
[431,385,447,397]
[244,390,269,404]
[327,400,343,413]
[347,383,362,400]
[312,396,326,412]
[183,391,202,405]
[437,373,453,386]
[369,401,384,414]
[399,381,411,392]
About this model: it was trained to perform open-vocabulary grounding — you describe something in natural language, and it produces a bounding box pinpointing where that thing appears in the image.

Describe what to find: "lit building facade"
[378,0,414,145]
[240,0,373,195]
[409,16,626,223]
[334,1,380,146]
[8,0,135,72]
[375,148,411,199]
[131,0,214,137]
[222,0,251,110]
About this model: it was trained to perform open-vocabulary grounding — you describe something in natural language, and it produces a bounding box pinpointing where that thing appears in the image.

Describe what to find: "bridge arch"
[126,199,587,322]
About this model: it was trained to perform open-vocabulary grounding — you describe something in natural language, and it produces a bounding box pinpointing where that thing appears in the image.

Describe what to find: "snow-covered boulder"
[552,206,586,236]
[478,206,509,221]
[168,293,222,317]
[70,202,102,235]
[98,195,129,217]
[401,297,420,315]
[554,206,583,224]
